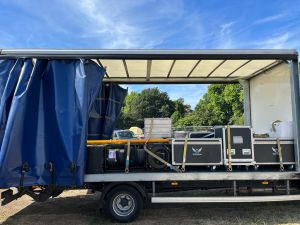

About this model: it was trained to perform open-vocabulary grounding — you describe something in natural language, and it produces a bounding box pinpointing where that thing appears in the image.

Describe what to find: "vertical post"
[152,181,156,197]
[290,60,300,171]
[239,80,251,126]
[233,180,237,196]
[286,180,290,195]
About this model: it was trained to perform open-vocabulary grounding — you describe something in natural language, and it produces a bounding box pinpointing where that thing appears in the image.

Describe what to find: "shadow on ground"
[2,190,300,225]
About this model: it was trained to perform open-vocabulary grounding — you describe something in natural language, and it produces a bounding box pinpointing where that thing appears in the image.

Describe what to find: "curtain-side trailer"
[0,49,300,222]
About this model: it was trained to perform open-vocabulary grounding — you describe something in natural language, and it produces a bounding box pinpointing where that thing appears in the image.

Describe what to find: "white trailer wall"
[249,63,292,134]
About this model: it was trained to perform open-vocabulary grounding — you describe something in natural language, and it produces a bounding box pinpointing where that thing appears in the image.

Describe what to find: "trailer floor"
[2,189,300,225]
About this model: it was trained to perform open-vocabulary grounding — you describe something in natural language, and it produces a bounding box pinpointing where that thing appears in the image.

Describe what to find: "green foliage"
[175,84,244,127]
[117,84,244,129]
[117,88,177,128]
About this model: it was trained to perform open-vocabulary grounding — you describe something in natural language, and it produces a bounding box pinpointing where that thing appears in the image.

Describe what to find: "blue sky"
[0,0,299,108]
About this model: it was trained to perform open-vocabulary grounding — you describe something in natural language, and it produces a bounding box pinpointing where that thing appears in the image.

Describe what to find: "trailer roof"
[0,49,298,84]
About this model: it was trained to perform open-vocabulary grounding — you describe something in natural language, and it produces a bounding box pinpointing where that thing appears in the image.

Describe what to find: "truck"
[0,49,300,222]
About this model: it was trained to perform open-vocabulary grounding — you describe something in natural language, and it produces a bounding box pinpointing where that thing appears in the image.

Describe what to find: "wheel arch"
[99,182,147,208]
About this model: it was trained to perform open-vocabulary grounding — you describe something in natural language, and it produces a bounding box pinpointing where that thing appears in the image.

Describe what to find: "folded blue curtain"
[0,59,104,188]
[88,83,127,140]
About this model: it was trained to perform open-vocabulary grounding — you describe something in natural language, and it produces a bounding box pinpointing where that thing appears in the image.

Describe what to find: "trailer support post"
[239,80,251,126]
[290,60,300,171]
[152,181,156,197]
[233,180,237,196]
[286,180,290,195]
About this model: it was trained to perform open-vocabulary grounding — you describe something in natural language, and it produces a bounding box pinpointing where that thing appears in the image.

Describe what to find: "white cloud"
[216,21,236,48]
[253,14,285,25]
[70,0,187,48]
[255,33,290,49]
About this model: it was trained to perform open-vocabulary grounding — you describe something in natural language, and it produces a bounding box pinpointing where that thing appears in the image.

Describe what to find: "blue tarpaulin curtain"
[88,83,127,140]
[0,58,105,188]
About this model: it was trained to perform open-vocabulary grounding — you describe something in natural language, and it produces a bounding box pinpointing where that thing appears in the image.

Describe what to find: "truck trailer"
[0,49,300,222]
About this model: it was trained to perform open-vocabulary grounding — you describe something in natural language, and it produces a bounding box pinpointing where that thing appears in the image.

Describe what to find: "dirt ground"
[1,189,300,225]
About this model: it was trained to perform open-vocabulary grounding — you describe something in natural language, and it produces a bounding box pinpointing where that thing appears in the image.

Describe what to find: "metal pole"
[290,60,300,171]
[233,181,237,196]
[239,80,251,126]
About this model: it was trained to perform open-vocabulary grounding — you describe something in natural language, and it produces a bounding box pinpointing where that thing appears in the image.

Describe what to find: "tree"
[171,98,191,124]
[193,84,244,126]
[117,84,244,129]
[117,88,175,128]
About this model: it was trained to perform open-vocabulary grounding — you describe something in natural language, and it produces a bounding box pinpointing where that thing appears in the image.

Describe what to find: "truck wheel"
[104,185,143,222]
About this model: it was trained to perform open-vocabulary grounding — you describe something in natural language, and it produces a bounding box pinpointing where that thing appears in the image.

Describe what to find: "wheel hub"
[112,193,135,217]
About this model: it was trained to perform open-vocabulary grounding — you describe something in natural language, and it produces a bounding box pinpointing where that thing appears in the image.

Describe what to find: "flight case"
[253,138,295,166]
[214,126,255,165]
[172,138,223,166]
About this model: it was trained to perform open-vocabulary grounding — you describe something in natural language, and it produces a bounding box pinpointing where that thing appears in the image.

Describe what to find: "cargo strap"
[125,141,131,173]
[143,146,181,172]
[146,118,154,144]
[19,163,29,188]
[227,125,232,171]
[276,139,284,171]
[70,162,77,185]
[181,135,188,172]
[45,162,55,185]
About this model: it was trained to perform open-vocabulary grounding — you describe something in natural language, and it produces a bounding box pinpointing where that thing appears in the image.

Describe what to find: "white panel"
[151,60,174,77]
[100,60,126,77]
[250,63,292,134]
[189,60,223,77]
[209,60,249,77]
[230,60,276,77]
[170,60,198,77]
[126,60,147,77]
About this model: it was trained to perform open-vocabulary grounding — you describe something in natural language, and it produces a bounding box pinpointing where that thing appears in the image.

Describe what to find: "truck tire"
[104,185,143,222]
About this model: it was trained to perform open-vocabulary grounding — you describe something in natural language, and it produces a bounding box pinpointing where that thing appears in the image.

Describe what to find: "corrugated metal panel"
[144,118,172,138]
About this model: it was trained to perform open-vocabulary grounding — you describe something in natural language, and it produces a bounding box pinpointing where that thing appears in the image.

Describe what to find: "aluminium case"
[172,138,223,166]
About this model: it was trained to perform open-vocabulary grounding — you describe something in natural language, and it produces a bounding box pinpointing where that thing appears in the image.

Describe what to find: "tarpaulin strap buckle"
[125,140,131,173]
[276,139,284,171]
[19,163,29,188]
[45,162,55,185]
[181,135,188,172]
[227,125,233,172]
[70,162,77,185]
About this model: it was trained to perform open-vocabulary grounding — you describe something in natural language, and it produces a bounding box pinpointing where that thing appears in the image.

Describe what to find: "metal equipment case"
[214,126,254,165]
[172,138,223,165]
[253,138,295,165]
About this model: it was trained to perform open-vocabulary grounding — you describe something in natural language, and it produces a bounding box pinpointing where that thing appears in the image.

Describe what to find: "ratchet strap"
[227,125,232,171]
[181,135,188,172]
[125,140,131,173]
[143,146,180,172]
[276,139,284,171]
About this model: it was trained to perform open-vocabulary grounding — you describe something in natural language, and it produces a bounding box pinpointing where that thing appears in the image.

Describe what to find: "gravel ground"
[1,189,300,225]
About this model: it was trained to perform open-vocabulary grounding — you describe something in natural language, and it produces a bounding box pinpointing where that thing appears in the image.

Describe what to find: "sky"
[0,0,299,108]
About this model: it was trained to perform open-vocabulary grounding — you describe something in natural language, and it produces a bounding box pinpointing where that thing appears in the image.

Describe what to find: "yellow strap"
[227,125,232,171]
[181,135,188,172]
[276,138,284,171]
[125,140,131,173]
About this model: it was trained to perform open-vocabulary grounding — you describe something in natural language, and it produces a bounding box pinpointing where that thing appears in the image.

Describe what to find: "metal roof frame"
[0,49,297,60]
[0,49,298,84]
